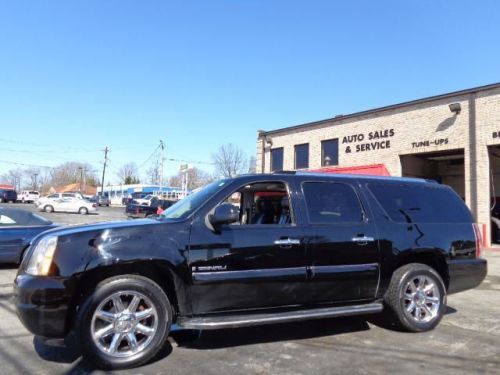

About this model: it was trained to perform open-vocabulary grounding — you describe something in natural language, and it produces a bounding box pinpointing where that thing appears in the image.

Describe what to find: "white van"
[18,190,40,203]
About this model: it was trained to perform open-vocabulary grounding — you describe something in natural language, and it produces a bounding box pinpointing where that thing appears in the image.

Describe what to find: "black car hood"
[38,218,162,238]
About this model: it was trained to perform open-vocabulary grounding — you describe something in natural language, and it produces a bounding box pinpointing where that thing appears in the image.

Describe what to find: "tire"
[76,275,172,370]
[79,207,89,215]
[384,263,446,332]
[44,205,54,213]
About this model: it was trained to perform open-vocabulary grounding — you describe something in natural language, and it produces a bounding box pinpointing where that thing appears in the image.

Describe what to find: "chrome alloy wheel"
[91,291,159,358]
[403,275,441,323]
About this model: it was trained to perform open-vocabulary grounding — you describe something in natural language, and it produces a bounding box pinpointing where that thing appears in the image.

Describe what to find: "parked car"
[125,198,176,218]
[96,195,110,207]
[14,173,487,369]
[131,194,155,206]
[18,190,40,203]
[36,192,84,209]
[0,188,17,203]
[37,196,96,215]
[0,207,58,264]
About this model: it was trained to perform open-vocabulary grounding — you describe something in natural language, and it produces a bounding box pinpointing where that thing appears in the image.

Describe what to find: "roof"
[260,82,500,136]
[51,183,97,195]
[240,171,434,185]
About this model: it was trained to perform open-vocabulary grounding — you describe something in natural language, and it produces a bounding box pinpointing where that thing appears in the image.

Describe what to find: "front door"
[301,180,381,304]
[187,180,310,314]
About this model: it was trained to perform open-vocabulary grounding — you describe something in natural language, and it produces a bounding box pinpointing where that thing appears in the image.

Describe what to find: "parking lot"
[0,203,499,374]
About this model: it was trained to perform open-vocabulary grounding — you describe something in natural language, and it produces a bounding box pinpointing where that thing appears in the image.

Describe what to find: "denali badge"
[194,265,228,272]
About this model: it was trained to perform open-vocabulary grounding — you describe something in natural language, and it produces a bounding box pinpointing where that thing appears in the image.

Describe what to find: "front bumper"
[14,273,72,338]
[447,258,487,294]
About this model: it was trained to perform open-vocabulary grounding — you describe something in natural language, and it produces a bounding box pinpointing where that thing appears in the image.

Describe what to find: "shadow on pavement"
[172,316,371,349]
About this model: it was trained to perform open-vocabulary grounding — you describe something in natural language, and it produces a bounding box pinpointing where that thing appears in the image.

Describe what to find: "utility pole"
[34,173,38,191]
[78,167,84,192]
[101,147,109,196]
[159,140,165,197]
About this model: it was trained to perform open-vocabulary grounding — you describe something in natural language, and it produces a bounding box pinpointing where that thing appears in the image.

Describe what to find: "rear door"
[301,179,381,303]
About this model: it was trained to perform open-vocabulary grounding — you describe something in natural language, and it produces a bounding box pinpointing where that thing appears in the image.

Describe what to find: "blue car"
[0,207,58,264]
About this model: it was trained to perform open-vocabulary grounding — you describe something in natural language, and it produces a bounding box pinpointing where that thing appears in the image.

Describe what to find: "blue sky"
[0,0,499,182]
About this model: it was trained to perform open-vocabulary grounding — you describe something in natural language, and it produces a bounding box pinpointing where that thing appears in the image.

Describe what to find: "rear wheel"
[76,275,172,370]
[44,205,54,213]
[384,263,446,332]
[79,207,89,215]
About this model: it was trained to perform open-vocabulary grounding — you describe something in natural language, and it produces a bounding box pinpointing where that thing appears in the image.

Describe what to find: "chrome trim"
[177,303,383,330]
[273,238,301,246]
[351,236,375,242]
[192,266,306,283]
[312,263,379,275]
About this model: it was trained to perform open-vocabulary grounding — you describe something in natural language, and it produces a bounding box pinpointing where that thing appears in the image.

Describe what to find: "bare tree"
[168,167,214,190]
[117,162,140,184]
[247,156,256,173]
[211,144,247,178]
[146,159,161,185]
[49,162,98,188]
[0,168,24,190]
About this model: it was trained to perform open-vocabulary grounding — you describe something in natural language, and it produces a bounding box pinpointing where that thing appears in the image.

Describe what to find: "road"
[0,202,499,374]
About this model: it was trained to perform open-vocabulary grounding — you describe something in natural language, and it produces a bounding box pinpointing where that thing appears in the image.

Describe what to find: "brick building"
[256,83,500,246]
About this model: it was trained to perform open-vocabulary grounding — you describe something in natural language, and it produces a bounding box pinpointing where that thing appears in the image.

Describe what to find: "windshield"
[161,179,230,219]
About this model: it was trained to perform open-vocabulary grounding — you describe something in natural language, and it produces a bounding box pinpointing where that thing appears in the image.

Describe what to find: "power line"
[0,159,53,169]
[166,158,215,166]
[138,144,161,169]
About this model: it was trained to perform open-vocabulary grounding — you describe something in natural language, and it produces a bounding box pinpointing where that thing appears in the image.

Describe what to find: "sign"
[411,138,448,148]
[342,129,395,153]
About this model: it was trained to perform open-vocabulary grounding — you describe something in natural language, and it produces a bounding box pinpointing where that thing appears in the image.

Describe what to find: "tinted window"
[321,139,339,166]
[294,143,309,169]
[271,148,284,172]
[368,183,472,223]
[303,182,363,223]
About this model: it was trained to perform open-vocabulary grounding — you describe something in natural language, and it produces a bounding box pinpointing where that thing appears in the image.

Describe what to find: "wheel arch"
[394,250,449,290]
[66,260,185,333]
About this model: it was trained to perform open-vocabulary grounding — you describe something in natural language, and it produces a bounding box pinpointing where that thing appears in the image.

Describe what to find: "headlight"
[26,236,58,276]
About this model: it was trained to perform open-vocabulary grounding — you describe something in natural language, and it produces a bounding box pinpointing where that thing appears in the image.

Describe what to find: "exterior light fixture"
[449,103,461,115]
[324,156,332,166]
[265,137,273,148]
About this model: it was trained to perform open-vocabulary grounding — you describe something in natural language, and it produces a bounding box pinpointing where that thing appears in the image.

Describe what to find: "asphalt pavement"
[0,203,499,374]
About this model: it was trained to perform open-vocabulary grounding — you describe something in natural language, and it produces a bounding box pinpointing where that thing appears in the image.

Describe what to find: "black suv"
[0,188,17,203]
[14,173,487,369]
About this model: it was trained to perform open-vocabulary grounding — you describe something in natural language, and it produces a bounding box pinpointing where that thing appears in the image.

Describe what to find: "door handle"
[351,236,375,244]
[274,238,301,246]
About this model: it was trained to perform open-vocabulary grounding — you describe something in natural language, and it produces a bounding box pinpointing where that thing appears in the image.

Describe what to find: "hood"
[39,218,160,238]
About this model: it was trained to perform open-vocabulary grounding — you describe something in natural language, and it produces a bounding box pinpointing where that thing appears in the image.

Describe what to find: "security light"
[265,137,273,148]
[449,103,461,114]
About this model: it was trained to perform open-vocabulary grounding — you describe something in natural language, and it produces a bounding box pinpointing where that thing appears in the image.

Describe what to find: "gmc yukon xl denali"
[14,172,487,369]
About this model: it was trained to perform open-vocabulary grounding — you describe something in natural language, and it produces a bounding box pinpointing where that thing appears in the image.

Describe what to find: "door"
[301,180,380,303]
[187,180,310,314]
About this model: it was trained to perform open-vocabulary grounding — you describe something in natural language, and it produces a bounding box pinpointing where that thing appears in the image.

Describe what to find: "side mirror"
[210,203,239,230]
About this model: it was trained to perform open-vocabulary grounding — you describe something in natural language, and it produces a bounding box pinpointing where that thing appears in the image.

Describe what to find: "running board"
[177,302,383,330]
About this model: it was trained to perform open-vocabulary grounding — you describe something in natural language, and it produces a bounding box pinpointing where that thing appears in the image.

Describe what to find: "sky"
[0,0,499,184]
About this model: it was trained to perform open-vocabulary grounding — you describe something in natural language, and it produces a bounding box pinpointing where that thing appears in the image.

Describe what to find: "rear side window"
[368,183,472,223]
[302,182,363,224]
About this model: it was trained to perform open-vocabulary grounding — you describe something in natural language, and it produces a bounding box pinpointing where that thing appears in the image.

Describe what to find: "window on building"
[270,148,284,171]
[302,182,363,223]
[321,139,339,166]
[294,143,309,169]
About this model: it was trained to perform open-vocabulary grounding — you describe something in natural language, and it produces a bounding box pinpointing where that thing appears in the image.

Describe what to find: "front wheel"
[44,205,54,213]
[76,275,172,370]
[384,263,446,332]
[79,207,89,215]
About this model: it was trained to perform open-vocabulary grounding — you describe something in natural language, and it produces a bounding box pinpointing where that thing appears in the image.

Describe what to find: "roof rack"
[271,170,297,175]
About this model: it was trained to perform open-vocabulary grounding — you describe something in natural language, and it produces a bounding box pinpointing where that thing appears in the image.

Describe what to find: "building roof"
[310,164,391,176]
[260,82,500,136]
[50,183,97,196]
